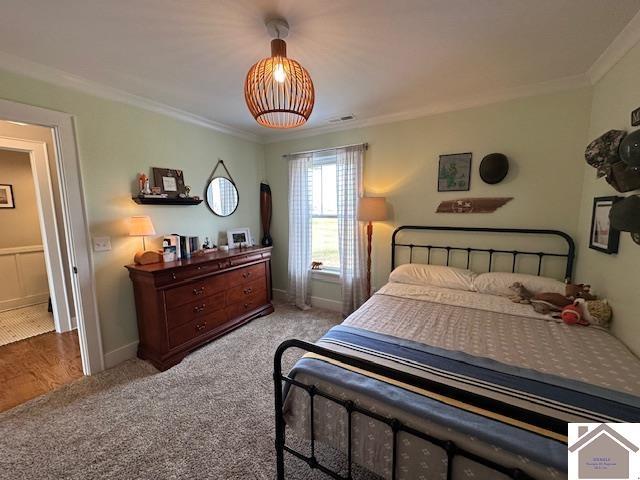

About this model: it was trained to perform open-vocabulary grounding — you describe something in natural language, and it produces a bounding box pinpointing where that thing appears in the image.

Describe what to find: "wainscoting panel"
[0,245,49,312]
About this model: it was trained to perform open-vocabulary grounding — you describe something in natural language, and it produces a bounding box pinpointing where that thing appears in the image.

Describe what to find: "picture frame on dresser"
[589,196,622,254]
[227,227,252,248]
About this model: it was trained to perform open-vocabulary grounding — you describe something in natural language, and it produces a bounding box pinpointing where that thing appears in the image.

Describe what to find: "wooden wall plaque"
[436,197,513,213]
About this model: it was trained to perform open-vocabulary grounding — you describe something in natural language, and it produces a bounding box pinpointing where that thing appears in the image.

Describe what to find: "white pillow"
[472,272,565,297]
[389,264,476,291]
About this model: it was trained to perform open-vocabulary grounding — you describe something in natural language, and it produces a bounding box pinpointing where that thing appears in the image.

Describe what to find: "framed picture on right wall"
[589,196,622,254]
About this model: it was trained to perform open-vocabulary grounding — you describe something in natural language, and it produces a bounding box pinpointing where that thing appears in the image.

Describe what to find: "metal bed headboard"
[391,226,575,281]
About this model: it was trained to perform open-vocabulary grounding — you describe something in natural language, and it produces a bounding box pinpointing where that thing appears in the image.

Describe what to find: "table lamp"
[129,215,162,264]
[357,197,388,297]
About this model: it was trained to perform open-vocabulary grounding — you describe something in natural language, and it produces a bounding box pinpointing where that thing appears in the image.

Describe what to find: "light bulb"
[273,62,286,83]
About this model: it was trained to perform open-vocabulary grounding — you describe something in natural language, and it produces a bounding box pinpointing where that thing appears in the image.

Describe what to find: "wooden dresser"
[125,246,273,370]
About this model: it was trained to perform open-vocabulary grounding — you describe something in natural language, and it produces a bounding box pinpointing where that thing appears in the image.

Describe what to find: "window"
[311,152,339,271]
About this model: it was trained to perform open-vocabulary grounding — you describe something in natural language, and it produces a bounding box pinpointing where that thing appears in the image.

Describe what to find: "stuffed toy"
[565,283,597,301]
[530,300,562,315]
[561,304,586,325]
[575,298,612,329]
[508,283,563,315]
[534,292,572,308]
[311,261,323,270]
[508,282,534,304]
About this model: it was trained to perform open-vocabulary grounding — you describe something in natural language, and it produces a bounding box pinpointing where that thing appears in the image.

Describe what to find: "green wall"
[0,68,265,359]
[265,88,593,303]
[576,40,640,355]
[3,50,637,363]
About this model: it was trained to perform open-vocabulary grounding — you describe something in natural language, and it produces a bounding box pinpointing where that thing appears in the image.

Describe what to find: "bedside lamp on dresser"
[126,246,273,370]
[129,215,162,265]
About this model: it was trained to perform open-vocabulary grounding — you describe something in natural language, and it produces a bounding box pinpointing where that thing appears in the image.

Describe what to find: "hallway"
[0,329,82,412]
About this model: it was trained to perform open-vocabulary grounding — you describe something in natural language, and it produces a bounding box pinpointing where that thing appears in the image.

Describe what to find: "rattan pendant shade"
[244,38,314,129]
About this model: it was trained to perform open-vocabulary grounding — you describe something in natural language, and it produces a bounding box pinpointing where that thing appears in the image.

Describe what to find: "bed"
[274,226,640,480]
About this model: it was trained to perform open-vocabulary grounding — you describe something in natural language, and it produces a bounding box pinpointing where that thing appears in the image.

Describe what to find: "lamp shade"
[129,216,156,237]
[358,197,388,222]
[244,38,314,129]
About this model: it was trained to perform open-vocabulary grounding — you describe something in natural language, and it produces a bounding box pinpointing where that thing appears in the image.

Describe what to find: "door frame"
[0,99,104,374]
[0,136,72,334]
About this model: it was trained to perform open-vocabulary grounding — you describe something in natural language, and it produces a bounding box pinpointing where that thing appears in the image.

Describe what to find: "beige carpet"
[0,303,54,346]
[0,302,377,480]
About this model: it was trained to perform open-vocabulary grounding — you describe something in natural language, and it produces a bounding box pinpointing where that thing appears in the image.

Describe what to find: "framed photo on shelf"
[0,184,15,208]
[438,153,472,192]
[227,227,253,249]
[589,196,622,254]
[152,168,185,197]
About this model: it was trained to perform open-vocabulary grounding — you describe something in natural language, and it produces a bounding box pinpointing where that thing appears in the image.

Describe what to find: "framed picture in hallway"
[0,184,14,208]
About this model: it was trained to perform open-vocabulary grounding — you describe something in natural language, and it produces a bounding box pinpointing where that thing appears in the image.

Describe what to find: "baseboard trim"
[0,293,49,312]
[311,296,342,312]
[103,340,139,369]
[273,288,342,313]
[273,288,287,302]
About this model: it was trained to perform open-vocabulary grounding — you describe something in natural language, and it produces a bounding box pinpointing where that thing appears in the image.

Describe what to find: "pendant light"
[244,18,315,129]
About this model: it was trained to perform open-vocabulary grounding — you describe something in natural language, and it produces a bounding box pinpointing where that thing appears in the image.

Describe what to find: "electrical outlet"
[93,236,111,252]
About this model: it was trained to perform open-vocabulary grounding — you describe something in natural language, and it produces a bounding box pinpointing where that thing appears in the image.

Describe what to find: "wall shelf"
[132,196,203,206]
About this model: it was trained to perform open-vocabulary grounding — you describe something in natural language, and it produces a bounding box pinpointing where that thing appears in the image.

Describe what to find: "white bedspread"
[342,282,640,396]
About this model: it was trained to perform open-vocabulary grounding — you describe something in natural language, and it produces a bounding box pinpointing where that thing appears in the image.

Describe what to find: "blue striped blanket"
[286,325,640,473]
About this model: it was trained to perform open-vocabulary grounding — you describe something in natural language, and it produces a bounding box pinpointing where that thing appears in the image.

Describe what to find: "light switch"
[93,236,112,252]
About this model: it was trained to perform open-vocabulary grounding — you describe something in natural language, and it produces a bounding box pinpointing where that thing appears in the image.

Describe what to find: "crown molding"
[587,9,640,84]
[3,5,639,147]
[0,50,262,143]
[264,73,590,144]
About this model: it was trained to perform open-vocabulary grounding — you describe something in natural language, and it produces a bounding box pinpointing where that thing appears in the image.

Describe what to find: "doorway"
[0,147,59,341]
[0,99,104,411]
[0,128,83,411]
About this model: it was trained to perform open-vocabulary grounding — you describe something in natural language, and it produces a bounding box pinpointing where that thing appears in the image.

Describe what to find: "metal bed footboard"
[274,339,536,480]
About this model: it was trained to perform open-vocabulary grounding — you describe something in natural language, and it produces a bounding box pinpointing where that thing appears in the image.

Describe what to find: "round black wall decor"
[480,153,509,184]
[619,128,640,169]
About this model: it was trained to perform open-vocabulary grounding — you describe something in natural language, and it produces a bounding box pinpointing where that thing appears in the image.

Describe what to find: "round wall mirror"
[206,177,239,217]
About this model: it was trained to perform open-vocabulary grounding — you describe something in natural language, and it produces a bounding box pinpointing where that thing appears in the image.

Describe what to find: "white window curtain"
[287,153,314,310]
[336,145,367,315]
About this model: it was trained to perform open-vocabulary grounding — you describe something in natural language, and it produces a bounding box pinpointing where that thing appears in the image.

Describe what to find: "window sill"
[310,269,341,284]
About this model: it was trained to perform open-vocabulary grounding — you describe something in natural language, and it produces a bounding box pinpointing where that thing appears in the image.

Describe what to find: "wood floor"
[0,330,83,413]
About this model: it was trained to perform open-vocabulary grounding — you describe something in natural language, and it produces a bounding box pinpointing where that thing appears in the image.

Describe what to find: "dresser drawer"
[168,309,228,349]
[227,262,266,287]
[225,289,268,319]
[166,292,225,329]
[164,274,227,308]
[226,278,266,305]
[229,253,264,267]
[154,260,230,286]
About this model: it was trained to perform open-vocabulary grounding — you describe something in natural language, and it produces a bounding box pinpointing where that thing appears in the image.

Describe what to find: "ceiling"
[1,0,639,142]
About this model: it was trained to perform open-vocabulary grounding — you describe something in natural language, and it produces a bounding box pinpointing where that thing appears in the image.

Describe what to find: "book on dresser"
[125,245,273,370]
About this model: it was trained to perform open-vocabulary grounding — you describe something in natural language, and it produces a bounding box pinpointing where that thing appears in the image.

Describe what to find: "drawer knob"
[195,321,207,332]
[193,304,206,313]
[243,287,253,295]
[242,272,251,278]
[171,273,177,280]
[244,303,250,309]
[193,287,205,295]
